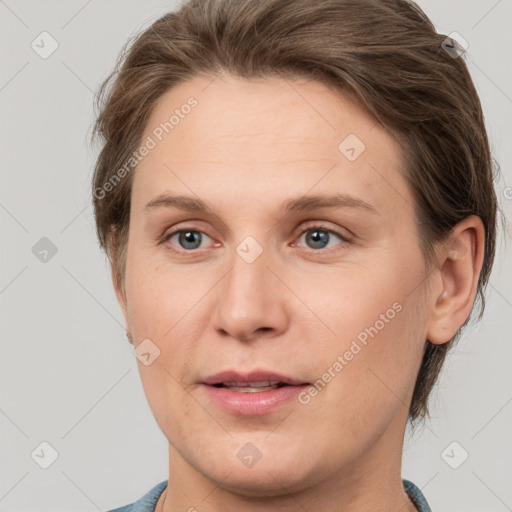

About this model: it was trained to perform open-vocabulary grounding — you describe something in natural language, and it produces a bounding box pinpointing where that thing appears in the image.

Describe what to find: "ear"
[107,230,129,327]
[426,215,486,345]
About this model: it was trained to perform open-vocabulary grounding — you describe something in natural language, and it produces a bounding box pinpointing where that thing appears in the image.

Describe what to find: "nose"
[213,242,289,343]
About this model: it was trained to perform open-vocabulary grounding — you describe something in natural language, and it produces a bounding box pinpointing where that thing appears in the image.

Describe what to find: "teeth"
[222,380,280,388]
[248,381,278,387]
[217,381,283,392]
[224,384,280,393]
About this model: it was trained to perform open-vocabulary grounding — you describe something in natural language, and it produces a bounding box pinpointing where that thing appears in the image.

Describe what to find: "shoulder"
[106,480,168,512]
[403,479,432,512]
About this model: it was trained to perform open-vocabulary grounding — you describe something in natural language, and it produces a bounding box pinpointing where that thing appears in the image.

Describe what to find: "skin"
[110,72,485,512]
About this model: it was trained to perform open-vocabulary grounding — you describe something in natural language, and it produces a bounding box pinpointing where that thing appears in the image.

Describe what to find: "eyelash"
[161,224,351,254]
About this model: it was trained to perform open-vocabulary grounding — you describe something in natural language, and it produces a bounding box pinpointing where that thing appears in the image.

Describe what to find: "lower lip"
[201,384,309,415]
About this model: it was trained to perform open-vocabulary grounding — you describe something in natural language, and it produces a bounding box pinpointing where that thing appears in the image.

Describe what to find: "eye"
[295,225,349,251]
[164,229,214,251]
[161,224,350,254]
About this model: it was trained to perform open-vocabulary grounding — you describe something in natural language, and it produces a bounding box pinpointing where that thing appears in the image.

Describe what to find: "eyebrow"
[145,193,379,215]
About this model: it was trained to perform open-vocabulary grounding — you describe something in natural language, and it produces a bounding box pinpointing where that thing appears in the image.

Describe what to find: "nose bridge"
[213,236,287,341]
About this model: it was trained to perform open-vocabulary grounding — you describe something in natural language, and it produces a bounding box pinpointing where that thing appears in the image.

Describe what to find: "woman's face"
[117,73,433,495]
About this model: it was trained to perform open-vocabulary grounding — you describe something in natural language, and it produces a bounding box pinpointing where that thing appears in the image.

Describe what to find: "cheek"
[123,253,213,422]
[303,252,427,419]
[298,301,423,464]
[124,248,197,338]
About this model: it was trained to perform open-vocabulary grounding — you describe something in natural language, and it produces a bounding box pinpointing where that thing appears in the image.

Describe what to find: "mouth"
[210,381,290,392]
[201,369,309,390]
[200,370,310,415]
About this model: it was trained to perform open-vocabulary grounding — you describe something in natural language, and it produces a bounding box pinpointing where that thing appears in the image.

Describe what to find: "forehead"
[132,73,413,220]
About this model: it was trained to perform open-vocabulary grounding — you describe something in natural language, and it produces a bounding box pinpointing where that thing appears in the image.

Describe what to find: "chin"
[195,441,320,498]
[209,465,310,499]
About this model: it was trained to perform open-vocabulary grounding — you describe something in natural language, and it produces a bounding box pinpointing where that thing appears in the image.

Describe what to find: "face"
[116,73,432,495]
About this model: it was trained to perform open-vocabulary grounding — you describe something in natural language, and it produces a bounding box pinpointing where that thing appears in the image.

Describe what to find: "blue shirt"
[107,478,432,511]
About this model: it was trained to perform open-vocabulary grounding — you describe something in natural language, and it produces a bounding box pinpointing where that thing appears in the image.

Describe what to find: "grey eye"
[299,228,344,250]
[173,230,205,250]
[305,229,330,249]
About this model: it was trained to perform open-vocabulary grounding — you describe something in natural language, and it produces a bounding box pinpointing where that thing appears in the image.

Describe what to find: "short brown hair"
[91,0,500,424]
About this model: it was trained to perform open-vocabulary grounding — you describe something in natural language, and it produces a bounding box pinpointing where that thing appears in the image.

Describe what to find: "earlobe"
[426,215,485,345]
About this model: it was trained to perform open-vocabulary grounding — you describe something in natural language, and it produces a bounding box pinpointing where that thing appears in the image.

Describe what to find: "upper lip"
[201,369,309,386]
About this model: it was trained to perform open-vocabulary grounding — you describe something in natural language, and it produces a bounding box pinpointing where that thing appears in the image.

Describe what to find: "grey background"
[0,0,511,510]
